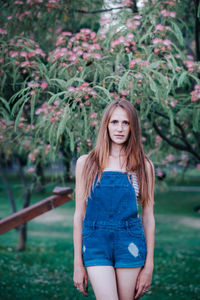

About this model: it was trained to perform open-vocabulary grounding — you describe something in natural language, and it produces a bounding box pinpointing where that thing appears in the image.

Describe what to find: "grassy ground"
[0,179,200,300]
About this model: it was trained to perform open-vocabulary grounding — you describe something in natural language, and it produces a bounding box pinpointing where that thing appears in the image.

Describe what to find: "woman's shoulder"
[76,154,89,167]
[144,157,155,178]
[144,157,154,168]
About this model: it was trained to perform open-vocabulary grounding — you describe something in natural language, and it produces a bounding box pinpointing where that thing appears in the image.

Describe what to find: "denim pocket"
[127,226,145,239]
[82,226,95,239]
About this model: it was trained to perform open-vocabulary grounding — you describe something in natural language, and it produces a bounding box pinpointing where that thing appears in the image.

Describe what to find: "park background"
[0,0,200,299]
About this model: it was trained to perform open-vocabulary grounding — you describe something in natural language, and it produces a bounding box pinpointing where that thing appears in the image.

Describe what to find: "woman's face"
[108,107,130,145]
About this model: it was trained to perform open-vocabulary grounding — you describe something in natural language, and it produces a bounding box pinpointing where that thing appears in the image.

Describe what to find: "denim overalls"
[82,170,147,268]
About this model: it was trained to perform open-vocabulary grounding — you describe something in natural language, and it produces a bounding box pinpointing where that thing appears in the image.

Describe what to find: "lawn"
[0,178,199,300]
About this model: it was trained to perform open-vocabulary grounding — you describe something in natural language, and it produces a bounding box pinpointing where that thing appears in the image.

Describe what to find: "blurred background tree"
[0,0,200,249]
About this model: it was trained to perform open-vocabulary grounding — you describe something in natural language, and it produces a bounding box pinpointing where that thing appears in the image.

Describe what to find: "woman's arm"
[73,154,88,296]
[135,159,155,299]
[142,159,155,270]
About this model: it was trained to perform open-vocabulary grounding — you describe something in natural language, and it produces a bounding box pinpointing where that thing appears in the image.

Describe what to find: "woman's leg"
[115,267,142,300]
[87,265,119,300]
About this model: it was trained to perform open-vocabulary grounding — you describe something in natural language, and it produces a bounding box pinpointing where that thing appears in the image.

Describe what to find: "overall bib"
[82,171,147,268]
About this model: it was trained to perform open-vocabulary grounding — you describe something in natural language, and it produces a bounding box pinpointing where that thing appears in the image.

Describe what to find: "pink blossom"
[129,58,141,68]
[62,31,72,36]
[0,28,7,34]
[134,73,143,79]
[119,89,129,96]
[166,154,175,162]
[20,51,28,57]
[121,0,134,6]
[155,24,165,31]
[170,12,176,18]
[27,167,35,173]
[45,144,50,155]
[40,82,48,89]
[90,112,97,119]
[155,135,162,145]
[28,82,39,88]
[35,48,46,57]
[68,86,76,92]
[163,39,171,46]
[133,14,142,20]
[190,84,200,102]
[82,42,89,48]
[93,53,101,59]
[68,54,77,61]
[92,120,97,127]
[80,29,92,34]
[20,61,30,67]
[89,43,101,51]
[126,19,137,30]
[9,51,19,57]
[152,38,163,44]
[161,9,169,17]
[161,9,176,18]
[99,16,110,26]
[27,52,36,58]
[30,90,35,96]
[14,1,24,4]
[127,33,134,40]
[154,48,159,54]
[186,55,194,60]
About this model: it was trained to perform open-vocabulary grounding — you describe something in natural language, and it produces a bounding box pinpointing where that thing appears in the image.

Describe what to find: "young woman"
[73,99,155,300]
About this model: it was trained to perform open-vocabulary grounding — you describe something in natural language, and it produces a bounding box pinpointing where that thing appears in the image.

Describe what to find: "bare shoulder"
[145,157,155,177]
[76,154,89,172]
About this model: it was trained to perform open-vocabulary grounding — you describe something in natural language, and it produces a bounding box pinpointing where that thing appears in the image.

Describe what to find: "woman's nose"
[117,122,123,130]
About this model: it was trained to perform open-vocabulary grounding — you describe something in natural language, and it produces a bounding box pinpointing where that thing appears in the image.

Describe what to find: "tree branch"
[69,6,131,14]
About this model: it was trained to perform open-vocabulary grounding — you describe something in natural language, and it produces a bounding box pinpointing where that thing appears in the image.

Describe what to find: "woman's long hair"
[81,99,154,206]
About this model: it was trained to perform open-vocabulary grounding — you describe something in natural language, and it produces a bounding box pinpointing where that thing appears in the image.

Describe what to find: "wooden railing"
[0,187,73,235]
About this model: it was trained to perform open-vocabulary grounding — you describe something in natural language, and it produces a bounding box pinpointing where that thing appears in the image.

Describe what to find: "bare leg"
[87,265,119,300]
[115,267,142,300]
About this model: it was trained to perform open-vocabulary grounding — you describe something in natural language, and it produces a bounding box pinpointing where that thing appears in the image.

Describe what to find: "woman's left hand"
[135,266,153,299]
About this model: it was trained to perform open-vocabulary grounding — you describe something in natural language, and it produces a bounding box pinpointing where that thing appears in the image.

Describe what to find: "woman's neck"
[109,143,125,157]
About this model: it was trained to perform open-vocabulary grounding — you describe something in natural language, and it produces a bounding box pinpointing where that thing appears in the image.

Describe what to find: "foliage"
[0,0,200,178]
[0,179,200,299]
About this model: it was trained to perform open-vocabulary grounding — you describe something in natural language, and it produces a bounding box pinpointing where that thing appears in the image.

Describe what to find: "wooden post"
[0,187,73,235]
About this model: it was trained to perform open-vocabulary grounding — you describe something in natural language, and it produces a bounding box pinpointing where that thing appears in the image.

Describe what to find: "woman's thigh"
[87,265,119,300]
[115,267,141,300]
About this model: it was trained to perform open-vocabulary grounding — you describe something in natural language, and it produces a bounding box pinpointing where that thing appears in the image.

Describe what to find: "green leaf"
[94,85,112,103]
[193,108,200,132]
[66,126,75,152]
[168,109,175,135]
[56,106,69,140]
[177,71,188,87]
[0,97,10,112]
[14,98,29,131]
[170,21,184,46]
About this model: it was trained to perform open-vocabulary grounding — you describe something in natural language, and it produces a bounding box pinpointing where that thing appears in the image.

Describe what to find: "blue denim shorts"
[82,218,147,268]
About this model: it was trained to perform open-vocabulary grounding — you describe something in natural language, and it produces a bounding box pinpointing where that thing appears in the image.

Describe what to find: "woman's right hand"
[73,264,88,297]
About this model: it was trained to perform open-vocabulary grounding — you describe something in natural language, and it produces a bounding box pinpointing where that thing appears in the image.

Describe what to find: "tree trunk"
[16,157,32,251]
[35,160,45,193]
[17,188,31,251]
[195,0,200,61]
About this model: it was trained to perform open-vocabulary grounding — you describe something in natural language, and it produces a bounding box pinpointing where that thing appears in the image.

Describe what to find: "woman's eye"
[123,121,129,125]
[111,120,118,124]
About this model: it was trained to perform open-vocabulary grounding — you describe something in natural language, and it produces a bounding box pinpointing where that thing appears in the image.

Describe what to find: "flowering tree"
[0,0,200,180]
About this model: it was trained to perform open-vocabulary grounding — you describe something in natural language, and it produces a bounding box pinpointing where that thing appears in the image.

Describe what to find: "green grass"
[0,178,200,299]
